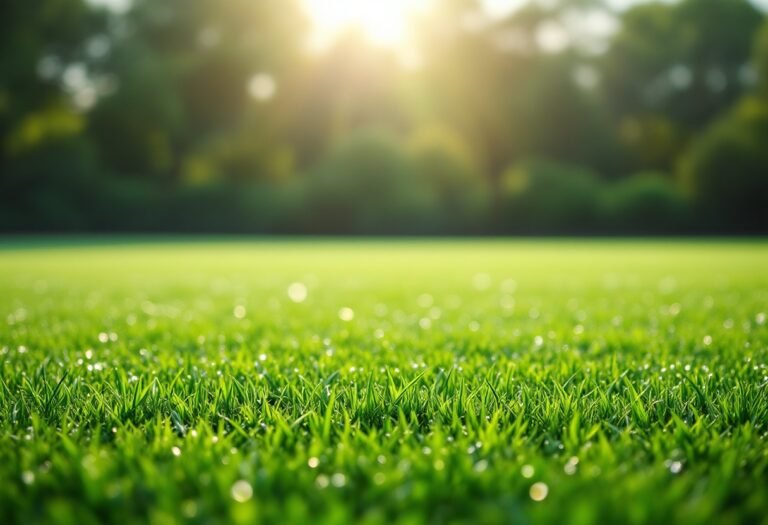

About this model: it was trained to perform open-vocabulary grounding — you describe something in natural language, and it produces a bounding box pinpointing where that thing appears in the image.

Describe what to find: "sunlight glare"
[302,0,429,50]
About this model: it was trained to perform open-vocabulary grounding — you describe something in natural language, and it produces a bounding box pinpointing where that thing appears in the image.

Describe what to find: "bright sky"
[302,0,430,49]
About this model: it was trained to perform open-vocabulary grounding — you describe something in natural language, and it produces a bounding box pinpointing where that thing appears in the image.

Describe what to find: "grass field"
[1,239,767,525]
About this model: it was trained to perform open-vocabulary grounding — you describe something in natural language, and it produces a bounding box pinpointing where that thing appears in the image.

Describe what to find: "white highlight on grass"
[338,307,355,322]
[231,480,253,502]
[417,294,433,308]
[564,456,579,475]
[530,482,549,501]
[331,473,347,487]
[473,273,492,291]
[287,282,308,303]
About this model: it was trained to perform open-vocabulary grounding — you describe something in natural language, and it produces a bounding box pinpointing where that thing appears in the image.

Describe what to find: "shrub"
[169,181,303,233]
[498,160,604,234]
[679,97,768,232]
[406,126,490,234]
[305,130,438,234]
[603,173,691,234]
[0,136,100,231]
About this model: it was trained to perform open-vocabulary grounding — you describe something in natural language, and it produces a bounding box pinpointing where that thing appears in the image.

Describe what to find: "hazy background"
[2,0,767,235]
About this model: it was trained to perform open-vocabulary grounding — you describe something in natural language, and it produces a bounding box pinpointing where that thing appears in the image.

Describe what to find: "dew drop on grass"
[374,303,388,316]
[21,471,35,485]
[181,500,198,518]
[473,273,491,291]
[171,446,181,457]
[315,475,329,488]
[500,296,515,311]
[287,282,308,303]
[331,473,346,487]
[231,480,253,502]
[501,278,517,293]
[338,307,354,322]
[564,456,579,475]
[417,293,434,308]
[669,461,683,474]
[521,465,534,478]
[308,457,319,468]
[233,305,246,319]
[530,482,549,501]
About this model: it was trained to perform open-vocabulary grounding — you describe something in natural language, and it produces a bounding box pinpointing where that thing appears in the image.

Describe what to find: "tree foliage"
[1,0,766,233]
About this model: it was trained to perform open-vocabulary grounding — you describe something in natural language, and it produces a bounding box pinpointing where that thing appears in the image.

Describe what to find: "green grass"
[1,239,767,525]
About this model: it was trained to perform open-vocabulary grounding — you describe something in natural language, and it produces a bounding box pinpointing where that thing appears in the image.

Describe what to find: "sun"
[302,0,430,50]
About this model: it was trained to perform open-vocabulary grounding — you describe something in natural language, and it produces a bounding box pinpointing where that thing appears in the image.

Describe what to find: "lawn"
[1,239,767,525]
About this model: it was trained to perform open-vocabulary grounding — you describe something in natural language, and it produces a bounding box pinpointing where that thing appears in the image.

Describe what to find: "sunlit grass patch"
[0,239,767,524]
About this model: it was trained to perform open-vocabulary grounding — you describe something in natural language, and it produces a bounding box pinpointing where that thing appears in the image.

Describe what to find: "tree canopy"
[1,0,766,233]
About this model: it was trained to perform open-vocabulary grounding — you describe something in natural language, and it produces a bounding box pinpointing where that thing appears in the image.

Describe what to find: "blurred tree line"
[1,0,767,234]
